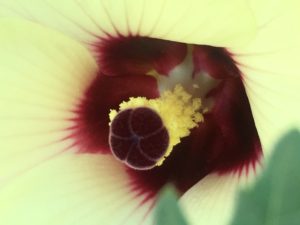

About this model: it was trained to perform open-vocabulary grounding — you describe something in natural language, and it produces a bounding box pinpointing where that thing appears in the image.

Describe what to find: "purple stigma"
[109,107,170,170]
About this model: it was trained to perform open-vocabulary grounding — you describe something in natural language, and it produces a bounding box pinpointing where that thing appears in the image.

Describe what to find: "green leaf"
[231,129,300,225]
[154,185,189,225]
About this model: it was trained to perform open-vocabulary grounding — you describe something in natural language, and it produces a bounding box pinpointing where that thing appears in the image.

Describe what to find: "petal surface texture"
[0,154,155,225]
[0,18,97,179]
[0,19,155,225]
[180,173,239,225]
[0,0,256,48]
[180,170,258,225]
[231,0,300,157]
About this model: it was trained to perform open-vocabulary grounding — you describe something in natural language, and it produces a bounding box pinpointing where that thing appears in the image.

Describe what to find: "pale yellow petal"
[0,0,107,44]
[180,168,259,225]
[0,19,155,225]
[102,0,256,47]
[0,18,98,180]
[0,0,256,48]
[0,153,155,225]
[230,0,300,157]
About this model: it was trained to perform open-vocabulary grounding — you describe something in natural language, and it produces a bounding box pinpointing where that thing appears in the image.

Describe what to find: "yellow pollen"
[109,84,204,166]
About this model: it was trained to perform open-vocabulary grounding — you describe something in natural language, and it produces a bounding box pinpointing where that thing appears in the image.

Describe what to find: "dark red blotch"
[69,74,159,154]
[95,36,187,76]
[70,37,262,201]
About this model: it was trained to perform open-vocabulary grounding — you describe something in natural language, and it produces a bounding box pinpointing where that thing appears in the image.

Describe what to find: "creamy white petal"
[0,0,256,48]
[0,18,155,225]
[180,173,239,225]
[180,167,259,225]
[230,0,300,157]
[0,18,98,180]
[0,153,155,225]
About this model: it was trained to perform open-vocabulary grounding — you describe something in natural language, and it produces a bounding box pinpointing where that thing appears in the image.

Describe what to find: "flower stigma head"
[108,84,203,170]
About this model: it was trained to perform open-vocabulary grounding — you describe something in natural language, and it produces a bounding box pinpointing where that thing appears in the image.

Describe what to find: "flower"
[0,1,299,225]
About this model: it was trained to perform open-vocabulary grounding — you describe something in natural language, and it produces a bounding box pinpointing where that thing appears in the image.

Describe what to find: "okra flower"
[0,1,299,225]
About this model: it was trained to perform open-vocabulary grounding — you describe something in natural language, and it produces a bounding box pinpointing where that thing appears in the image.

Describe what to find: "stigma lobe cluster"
[109,107,169,170]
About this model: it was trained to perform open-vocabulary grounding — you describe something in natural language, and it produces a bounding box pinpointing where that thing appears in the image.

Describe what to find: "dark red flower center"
[70,35,262,201]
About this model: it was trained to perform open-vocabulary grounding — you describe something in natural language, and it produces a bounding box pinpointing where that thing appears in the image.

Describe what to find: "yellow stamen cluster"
[109,84,203,166]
